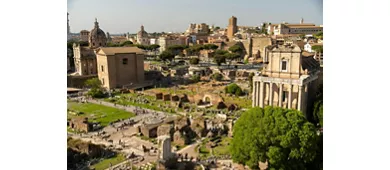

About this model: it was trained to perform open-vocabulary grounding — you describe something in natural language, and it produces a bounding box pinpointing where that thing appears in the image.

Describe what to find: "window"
[101,65,104,72]
[122,58,128,65]
[102,78,105,85]
[93,43,95,46]
[99,43,102,46]
[282,91,288,102]
[281,60,288,72]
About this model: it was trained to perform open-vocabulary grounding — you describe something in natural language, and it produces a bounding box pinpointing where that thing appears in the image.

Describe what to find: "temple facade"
[252,44,321,116]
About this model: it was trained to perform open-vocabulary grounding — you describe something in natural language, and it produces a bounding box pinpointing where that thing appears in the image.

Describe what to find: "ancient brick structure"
[171,95,180,101]
[140,124,158,138]
[216,101,227,109]
[157,124,174,137]
[173,131,185,146]
[68,117,91,132]
[163,94,171,101]
[156,93,163,100]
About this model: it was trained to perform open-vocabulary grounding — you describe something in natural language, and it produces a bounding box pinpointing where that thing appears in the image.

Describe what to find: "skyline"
[67,0,323,34]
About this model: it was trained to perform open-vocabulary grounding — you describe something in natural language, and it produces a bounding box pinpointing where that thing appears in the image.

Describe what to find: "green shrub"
[190,58,200,65]
[191,75,200,83]
[225,83,243,96]
[211,73,223,81]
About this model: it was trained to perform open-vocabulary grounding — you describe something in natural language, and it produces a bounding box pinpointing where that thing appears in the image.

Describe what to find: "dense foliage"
[211,73,223,81]
[189,58,200,65]
[159,50,175,61]
[314,32,323,40]
[228,44,244,54]
[225,83,243,96]
[311,45,323,53]
[230,107,320,169]
[312,84,323,127]
[191,75,200,83]
[85,78,105,98]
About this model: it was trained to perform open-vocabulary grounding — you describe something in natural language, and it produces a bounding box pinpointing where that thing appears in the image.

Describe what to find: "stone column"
[288,84,292,109]
[252,81,257,107]
[298,85,302,111]
[302,85,309,115]
[269,83,273,106]
[278,83,283,107]
[259,81,264,107]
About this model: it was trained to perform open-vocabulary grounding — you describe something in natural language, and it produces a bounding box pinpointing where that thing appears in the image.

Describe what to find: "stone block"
[163,94,171,101]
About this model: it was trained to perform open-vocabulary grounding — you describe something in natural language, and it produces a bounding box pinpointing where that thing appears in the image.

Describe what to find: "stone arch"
[203,95,212,104]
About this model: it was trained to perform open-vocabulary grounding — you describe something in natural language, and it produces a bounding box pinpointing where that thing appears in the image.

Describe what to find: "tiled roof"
[98,47,144,55]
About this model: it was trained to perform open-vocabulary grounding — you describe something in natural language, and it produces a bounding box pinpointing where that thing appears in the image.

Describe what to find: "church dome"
[137,25,148,38]
[89,18,107,48]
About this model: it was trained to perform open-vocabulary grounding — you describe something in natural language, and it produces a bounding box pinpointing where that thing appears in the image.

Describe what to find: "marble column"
[288,84,292,109]
[298,85,302,111]
[278,83,283,107]
[260,81,264,107]
[252,81,257,107]
[269,83,273,106]
[303,85,309,114]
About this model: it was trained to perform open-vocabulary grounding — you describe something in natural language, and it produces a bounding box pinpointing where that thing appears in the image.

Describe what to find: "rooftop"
[97,47,144,55]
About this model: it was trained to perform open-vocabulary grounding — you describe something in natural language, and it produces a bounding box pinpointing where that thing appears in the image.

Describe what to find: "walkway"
[176,140,201,158]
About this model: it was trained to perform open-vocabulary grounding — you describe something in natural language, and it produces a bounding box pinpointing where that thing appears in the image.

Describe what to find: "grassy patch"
[90,154,126,170]
[223,95,252,109]
[212,136,232,156]
[106,93,177,114]
[67,101,135,127]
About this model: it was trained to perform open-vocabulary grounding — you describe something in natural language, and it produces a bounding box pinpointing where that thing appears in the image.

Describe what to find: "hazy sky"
[67,0,323,34]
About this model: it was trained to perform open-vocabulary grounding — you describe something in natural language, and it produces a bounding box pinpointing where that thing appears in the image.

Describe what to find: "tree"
[134,44,147,50]
[312,84,323,127]
[85,78,101,89]
[299,34,306,40]
[189,58,200,65]
[149,44,160,51]
[107,42,120,47]
[85,78,105,98]
[214,49,229,56]
[311,45,323,53]
[230,107,320,169]
[215,26,220,30]
[187,45,204,56]
[203,44,219,50]
[228,45,244,54]
[121,41,133,46]
[167,45,188,55]
[214,55,226,66]
[159,50,174,61]
[225,83,243,96]
[211,73,223,81]
[314,32,323,40]
[225,53,240,61]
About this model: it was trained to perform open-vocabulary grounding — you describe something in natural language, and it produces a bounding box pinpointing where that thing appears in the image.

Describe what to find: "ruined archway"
[203,95,212,105]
